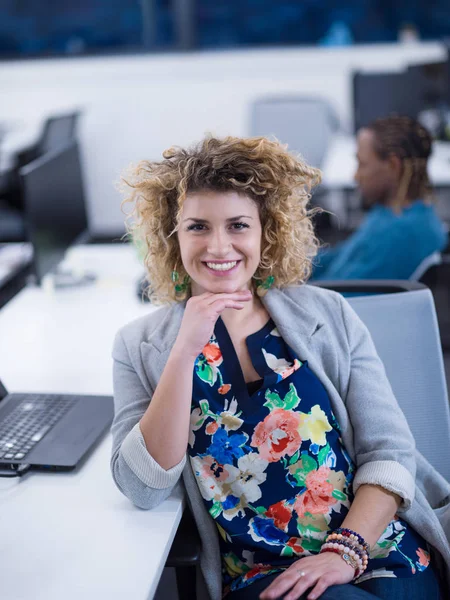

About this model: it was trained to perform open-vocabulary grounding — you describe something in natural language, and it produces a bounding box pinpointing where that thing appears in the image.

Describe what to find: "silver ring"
[298,570,306,577]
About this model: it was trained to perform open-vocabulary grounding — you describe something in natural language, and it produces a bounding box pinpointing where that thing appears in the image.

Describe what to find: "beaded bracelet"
[321,543,366,574]
[322,541,367,570]
[325,533,369,563]
[320,546,362,577]
[327,533,369,557]
[325,538,366,562]
[332,528,370,553]
[321,528,370,579]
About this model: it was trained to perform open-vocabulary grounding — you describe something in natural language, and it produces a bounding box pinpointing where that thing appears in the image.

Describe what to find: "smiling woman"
[111,135,448,600]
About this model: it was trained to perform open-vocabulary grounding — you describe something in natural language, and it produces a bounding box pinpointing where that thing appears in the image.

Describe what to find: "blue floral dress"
[188,317,430,594]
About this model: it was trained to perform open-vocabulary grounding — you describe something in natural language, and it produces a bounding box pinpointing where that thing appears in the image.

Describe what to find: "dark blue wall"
[0,0,449,58]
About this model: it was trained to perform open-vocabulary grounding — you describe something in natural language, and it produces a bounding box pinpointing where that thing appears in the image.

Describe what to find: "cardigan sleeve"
[110,330,186,509]
[338,294,416,511]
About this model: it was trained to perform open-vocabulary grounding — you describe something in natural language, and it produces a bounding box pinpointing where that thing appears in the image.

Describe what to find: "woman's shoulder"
[277,283,343,311]
[265,284,348,338]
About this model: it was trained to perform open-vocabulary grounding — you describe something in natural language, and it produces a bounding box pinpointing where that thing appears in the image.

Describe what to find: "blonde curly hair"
[122,135,322,304]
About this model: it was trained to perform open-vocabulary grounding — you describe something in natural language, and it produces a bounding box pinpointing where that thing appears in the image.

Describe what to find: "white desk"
[0,244,184,600]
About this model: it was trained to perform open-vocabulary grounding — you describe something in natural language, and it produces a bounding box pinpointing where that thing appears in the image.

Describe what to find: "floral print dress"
[188,317,430,594]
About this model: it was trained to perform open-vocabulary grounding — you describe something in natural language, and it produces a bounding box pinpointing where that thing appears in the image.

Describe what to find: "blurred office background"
[0,1,449,352]
[0,0,449,233]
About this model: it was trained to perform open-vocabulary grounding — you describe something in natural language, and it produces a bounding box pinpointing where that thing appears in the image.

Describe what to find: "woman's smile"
[203,259,242,277]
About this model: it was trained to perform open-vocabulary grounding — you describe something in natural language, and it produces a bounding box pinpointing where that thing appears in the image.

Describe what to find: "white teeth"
[206,261,237,271]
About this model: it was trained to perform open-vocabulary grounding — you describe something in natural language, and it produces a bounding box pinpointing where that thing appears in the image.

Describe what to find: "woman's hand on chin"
[173,290,252,361]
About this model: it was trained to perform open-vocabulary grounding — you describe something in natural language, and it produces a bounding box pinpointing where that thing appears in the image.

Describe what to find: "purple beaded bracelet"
[333,528,370,553]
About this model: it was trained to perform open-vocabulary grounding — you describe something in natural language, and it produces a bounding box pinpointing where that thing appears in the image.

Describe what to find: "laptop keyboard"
[0,395,77,461]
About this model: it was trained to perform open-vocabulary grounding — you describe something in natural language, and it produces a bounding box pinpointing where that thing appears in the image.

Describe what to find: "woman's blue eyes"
[230,222,250,231]
[186,222,250,232]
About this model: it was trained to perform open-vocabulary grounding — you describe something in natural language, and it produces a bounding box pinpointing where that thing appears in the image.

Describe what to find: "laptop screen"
[19,141,89,283]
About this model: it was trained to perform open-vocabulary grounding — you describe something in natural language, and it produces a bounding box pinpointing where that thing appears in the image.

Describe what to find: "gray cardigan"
[110,285,450,598]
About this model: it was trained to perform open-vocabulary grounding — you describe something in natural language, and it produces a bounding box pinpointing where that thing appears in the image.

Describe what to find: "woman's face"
[178,189,262,296]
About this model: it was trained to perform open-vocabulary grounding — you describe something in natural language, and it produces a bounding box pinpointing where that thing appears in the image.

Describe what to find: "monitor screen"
[407,61,449,108]
[352,70,420,133]
[19,141,88,283]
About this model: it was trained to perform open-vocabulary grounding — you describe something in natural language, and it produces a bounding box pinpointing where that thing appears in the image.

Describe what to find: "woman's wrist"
[320,527,370,579]
[169,341,198,366]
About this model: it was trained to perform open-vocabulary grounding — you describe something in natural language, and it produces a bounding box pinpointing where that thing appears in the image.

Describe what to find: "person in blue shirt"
[311,116,448,281]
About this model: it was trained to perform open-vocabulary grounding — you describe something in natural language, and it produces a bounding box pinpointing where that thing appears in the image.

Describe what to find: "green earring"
[172,270,190,295]
[255,275,275,296]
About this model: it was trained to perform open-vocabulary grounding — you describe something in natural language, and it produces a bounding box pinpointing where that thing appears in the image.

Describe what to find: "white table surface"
[0,244,184,600]
[321,134,450,189]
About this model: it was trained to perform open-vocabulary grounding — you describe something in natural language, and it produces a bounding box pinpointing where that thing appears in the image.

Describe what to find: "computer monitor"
[19,141,89,283]
[407,60,449,109]
[352,70,418,133]
[39,112,81,155]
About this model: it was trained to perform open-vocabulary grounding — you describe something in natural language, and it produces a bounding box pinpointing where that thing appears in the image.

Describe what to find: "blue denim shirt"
[311,201,448,281]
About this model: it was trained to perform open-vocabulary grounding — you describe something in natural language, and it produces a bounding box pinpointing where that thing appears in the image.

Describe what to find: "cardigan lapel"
[139,301,186,389]
[262,287,347,452]
[144,301,186,353]
[261,286,327,358]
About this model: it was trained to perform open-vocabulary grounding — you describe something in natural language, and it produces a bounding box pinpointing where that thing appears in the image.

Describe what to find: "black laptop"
[0,378,113,471]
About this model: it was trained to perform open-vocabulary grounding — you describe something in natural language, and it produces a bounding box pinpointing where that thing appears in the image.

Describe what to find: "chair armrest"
[166,507,201,567]
[310,280,426,294]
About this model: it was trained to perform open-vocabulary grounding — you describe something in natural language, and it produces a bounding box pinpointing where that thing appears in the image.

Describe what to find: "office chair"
[249,95,340,235]
[165,506,201,600]
[166,280,450,598]
[311,279,450,480]
[419,254,450,351]
[410,251,442,281]
[249,95,340,169]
